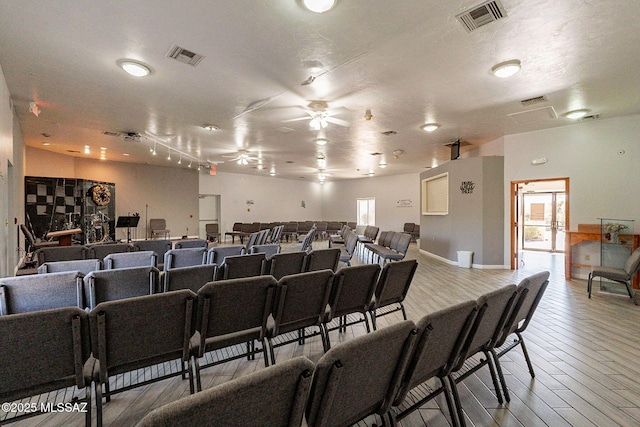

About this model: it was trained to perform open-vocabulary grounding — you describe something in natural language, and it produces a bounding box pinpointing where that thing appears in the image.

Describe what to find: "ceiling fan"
[282,100,350,129]
[218,149,263,166]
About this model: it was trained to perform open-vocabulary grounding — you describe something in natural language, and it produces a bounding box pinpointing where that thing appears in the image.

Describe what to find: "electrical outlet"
[585,254,590,261]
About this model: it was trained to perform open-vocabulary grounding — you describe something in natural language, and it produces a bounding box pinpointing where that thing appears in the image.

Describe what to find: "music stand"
[116,216,140,243]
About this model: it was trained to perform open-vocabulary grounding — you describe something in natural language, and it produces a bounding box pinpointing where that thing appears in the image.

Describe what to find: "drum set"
[84,212,111,244]
[59,211,112,244]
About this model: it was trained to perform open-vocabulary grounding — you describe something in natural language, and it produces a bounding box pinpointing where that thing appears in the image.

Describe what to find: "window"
[422,173,449,215]
[357,198,375,226]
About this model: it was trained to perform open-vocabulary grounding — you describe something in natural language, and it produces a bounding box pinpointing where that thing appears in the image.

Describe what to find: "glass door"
[522,192,565,252]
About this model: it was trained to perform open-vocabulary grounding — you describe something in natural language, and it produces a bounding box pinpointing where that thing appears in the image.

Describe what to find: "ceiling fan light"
[563,109,590,119]
[119,60,151,77]
[421,123,440,132]
[491,59,521,78]
[303,0,336,13]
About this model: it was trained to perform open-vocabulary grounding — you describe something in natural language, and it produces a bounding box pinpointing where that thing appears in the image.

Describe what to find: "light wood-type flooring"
[6,240,640,427]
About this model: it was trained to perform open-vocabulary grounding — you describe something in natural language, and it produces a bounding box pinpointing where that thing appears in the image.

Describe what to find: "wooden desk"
[566,225,640,289]
[46,228,82,246]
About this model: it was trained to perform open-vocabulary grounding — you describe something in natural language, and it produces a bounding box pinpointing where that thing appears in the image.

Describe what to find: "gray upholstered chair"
[0,307,93,427]
[267,269,334,363]
[174,239,208,249]
[134,239,171,270]
[88,243,133,261]
[163,264,217,293]
[221,252,266,280]
[448,284,518,416]
[306,248,341,273]
[494,271,550,380]
[83,266,160,310]
[0,271,85,314]
[338,231,359,267]
[164,248,207,271]
[37,258,101,275]
[392,300,479,426]
[135,356,314,427]
[267,251,308,280]
[104,250,157,269]
[34,245,88,265]
[192,276,277,391]
[205,245,245,265]
[306,320,417,427]
[368,259,418,330]
[224,222,243,243]
[90,290,197,426]
[149,218,170,239]
[588,247,640,302]
[249,243,281,259]
[324,263,381,344]
[205,223,220,242]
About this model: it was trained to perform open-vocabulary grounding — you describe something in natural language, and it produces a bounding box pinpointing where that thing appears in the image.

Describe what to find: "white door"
[199,195,220,239]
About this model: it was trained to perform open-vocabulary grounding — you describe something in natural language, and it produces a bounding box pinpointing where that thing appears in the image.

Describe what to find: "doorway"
[511,178,569,270]
[198,194,220,240]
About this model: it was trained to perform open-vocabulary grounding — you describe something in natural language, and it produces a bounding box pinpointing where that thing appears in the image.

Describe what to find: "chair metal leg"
[363,313,371,333]
[187,358,195,394]
[483,350,504,404]
[369,309,378,331]
[489,348,510,402]
[262,337,270,367]
[96,380,103,427]
[588,272,593,298]
[517,332,536,378]
[439,377,464,427]
[268,337,276,364]
[447,375,466,427]
[194,357,202,392]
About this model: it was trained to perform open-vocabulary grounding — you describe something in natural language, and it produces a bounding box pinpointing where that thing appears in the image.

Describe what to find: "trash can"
[457,251,473,268]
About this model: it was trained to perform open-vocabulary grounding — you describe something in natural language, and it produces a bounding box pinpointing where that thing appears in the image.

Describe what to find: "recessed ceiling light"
[303,0,336,13]
[123,153,130,156]
[42,142,50,146]
[379,162,387,168]
[203,124,220,131]
[563,109,590,119]
[269,170,276,176]
[316,138,328,146]
[119,60,151,77]
[368,171,375,177]
[421,123,440,132]
[491,59,521,78]
[84,145,90,154]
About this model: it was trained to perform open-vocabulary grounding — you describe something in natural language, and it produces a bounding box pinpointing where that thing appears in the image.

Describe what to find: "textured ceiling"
[1,0,639,181]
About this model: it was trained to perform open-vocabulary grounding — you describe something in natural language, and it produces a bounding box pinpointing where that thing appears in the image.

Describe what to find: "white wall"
[199,171,324,236]
[503,114,640,265]
[0,65,14,277]
[26,146,200,241]
[321,173,421,232]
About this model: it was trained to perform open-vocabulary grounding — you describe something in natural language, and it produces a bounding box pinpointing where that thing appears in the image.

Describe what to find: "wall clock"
[91,184,111,206]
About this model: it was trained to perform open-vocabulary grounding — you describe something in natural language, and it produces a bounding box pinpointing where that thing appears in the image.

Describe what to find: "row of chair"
[364,231,413,265]
[0,261,420,426]
[403,222,421,241]
[133,270,551,427]
[225,221,358,243]
[33,239,205,270]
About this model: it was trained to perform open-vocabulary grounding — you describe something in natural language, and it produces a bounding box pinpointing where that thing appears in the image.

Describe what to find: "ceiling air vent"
[456,0,507,32]
[166,45,204,67]
[520,95,547,107]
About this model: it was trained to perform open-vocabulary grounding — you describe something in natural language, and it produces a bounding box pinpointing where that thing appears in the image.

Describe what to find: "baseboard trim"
[419,249,508,270]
